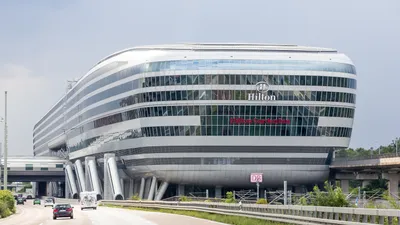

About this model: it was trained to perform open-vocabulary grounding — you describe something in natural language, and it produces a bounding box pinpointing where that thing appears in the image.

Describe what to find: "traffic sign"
[250,173,263,183]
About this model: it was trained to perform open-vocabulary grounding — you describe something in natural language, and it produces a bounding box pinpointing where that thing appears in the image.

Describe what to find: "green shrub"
[256,198,267,204]
[0,201,11,218]
[204,199,212,202]
[224,191,236,203]
[0,190,15,217]
[130,194,141,200]
[179,196,191,202]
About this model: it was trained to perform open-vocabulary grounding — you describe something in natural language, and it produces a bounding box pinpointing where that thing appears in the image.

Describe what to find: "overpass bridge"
[0,156,67,197]
[330,153,400,196]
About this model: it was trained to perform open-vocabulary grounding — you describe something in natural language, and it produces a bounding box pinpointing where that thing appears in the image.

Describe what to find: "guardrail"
[100,200,400,225]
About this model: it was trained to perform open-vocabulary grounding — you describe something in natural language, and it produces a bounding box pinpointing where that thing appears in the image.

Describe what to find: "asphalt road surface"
[0,200,226,225]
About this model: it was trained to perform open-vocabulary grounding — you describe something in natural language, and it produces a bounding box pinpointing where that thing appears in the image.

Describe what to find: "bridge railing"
[333,153,400,163]
[100,200,400,225]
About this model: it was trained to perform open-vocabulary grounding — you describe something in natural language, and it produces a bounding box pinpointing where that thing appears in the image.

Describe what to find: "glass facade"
[34,59,356,132]
[33,58,357,155]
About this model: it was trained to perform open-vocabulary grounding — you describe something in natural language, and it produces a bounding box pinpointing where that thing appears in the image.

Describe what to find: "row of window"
[33,88,356,145]
[34,88,356,142]
[144,74,357,89]
[34,73,356,137]
[35,58,357,130]
[34,104,354,148]
[67,125,352,152]
[33,89,356,145]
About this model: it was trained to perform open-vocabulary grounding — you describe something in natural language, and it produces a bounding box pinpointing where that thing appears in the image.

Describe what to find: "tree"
[308,181,349,207]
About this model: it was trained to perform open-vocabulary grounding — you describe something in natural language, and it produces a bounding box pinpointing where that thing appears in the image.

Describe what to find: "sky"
[0,0,399,155]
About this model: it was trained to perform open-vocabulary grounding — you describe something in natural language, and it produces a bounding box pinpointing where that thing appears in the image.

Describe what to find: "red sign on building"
[229,118,291,125]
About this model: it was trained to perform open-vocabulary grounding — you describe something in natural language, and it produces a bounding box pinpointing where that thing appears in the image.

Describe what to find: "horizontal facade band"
[317,117,354,128]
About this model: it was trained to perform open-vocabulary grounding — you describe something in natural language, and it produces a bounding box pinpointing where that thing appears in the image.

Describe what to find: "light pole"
[0,117,3,189]
[396,137,399,157]
[3,91,8,191]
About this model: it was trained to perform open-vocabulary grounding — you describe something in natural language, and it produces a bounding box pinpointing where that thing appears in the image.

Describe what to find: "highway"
[0,200,226,225]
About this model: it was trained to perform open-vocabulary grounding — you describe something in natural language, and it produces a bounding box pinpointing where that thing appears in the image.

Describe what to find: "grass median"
[100,203,293,225]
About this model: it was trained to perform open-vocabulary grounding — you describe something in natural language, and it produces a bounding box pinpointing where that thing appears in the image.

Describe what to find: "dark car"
[13,195,18,200]
[22,196,27,202]
[33,198,41,205]
[16,198,24,205]
[53,204,74,220]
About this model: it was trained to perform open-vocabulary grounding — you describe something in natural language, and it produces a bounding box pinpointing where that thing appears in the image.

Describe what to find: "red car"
[53,204,74,220]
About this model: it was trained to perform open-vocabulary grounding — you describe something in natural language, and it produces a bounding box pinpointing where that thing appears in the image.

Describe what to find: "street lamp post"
[396,137,399,157]
[3,91,8,191]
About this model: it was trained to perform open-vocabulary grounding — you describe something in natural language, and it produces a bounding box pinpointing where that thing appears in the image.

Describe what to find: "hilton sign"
[248,82,276,101]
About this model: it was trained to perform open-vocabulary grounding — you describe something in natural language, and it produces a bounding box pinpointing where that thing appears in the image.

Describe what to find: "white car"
[44,199,54,207]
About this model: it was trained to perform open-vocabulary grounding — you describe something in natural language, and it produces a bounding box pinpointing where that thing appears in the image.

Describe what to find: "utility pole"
[4,91,8,191]
[396,137,399,157]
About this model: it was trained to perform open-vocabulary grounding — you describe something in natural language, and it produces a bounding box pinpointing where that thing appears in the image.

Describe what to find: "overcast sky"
[0,0,399,156]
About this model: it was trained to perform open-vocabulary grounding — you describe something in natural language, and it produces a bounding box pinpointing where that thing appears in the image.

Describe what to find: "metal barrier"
[100,200,400,225]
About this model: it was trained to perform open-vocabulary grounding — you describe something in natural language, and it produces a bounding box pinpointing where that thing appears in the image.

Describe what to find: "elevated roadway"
[0,202,225,225]
[330,154,400,195]
[0,156,66,182]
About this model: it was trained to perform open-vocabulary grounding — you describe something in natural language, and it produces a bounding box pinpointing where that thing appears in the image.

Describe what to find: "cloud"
[0,63,54,156]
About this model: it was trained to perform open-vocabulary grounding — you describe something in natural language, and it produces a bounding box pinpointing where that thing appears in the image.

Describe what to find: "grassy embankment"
[100,203,294,225]
[0,190,16,218]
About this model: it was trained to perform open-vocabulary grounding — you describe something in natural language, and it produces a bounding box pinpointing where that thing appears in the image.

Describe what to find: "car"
[44,199,54,207]
[22,196,27,202]
[13,195,18,200]
[33,198,41,205]
[16,198,24,205]
[53,204,74,220]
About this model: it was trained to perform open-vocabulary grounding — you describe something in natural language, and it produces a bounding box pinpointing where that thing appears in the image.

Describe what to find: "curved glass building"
[33,43,356,199]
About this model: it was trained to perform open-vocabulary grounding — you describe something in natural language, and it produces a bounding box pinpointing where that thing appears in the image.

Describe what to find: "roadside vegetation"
[100,203,294,225]
[0,190,16,218]
[336,137,400,158]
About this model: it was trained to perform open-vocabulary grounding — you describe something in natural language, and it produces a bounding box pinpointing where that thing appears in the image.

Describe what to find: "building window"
[56,164,63,168]
[41,167,48,171]
[25,164,33,171]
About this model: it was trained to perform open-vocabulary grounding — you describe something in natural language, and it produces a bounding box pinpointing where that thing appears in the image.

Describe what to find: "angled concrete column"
[139,178,145,199]
[85,156,102,199]
[177,184,185,196]
[65,163,78,198]
[215,186,222,198]
[103,153,124,200]
[74,159,86,192]
[147,177,157,200]
[340,180,349,193]
[383,173,400,197]
[143,178,152,199]
[155,181,169,201]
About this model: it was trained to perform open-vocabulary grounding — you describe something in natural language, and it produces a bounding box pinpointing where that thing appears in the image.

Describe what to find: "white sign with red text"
[250,173,263,183]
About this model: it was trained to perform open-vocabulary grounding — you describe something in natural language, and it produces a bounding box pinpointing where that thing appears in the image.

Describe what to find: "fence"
[100,200,400,225]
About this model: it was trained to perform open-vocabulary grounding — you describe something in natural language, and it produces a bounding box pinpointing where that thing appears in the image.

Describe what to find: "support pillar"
[147,176,157,200]
[155,181,169,201]
[383,173,400,197]
[143,178,152,199]
[128,179,134,198]
[215,186,222,198]
[65,163,78,198]
[74,159,86,192]
[340,180,349,193]
[139,178,145,199]
[103,153,124,200]
[177,184,185,196]
[85,156,102,199]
